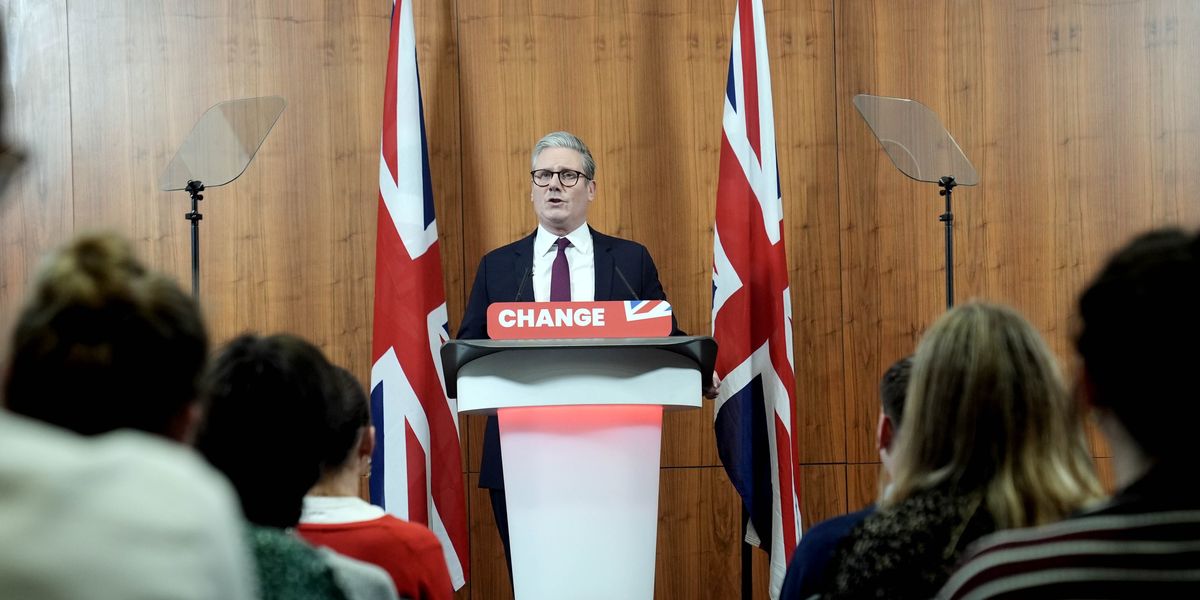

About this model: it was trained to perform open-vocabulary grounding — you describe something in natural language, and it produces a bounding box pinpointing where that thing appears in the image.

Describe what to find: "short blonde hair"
[886,302,1101,528]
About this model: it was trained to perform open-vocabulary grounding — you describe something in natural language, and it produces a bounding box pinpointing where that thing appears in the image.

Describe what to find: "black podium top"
[440,336,717,398]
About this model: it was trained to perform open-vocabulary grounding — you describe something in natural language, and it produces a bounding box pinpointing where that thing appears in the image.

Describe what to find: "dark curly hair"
[195,333,344,528]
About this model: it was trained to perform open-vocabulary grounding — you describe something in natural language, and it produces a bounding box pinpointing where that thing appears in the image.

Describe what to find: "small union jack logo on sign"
[624,300,673,321]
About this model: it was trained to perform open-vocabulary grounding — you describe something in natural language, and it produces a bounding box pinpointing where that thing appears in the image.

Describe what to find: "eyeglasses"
[530,169,588,188]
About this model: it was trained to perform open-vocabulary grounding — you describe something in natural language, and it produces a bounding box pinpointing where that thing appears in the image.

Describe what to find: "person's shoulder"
[375,515,444,552]
[942,504,1200,599]
[844,490,979,562]
[2,415,240,523]
[590,228,653,260]
[0,415,255,599]
[104,430,236,494]
[801,506,875,548]
[250,527,348,599]
[936,525,1070,599]
[591,228,644,248]
[937,509,1141,599]
[319,548,400,600]
[960,502,1200,567]
[304,515,443,554]
[482,231,536,259]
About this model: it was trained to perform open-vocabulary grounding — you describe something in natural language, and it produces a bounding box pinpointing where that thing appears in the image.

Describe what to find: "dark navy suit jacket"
[455,227,678,489]
[779,506,876,600]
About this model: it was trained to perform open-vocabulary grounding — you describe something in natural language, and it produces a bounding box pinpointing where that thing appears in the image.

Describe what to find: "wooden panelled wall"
[3,1,1199,598]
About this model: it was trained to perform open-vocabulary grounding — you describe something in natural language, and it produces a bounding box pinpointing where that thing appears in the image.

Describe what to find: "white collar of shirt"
[534,222,593,256]
[532,223,595,302]
[300,495,386,524]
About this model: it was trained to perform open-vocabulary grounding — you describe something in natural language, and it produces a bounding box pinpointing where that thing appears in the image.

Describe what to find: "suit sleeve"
[456,257,490,340]
[639,245,687,336]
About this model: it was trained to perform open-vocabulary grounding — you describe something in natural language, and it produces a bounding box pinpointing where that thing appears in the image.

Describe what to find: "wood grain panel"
[465,472,511,600]
[847,462,882,514]
[835,0,1200,466]
[63,2,396,381]
[835,0,955,465]
[658,466,849,600]
[1144,1,1200,227]
[0,1,73,367]
[656,466,743,599]
[65,2,216,303]
[624,0,729,469]
[800,464,848,529]
[765,0,847,466]
[968,0,1102,361]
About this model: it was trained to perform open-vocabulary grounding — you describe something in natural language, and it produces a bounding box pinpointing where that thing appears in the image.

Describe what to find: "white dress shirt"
[532,223,595,302]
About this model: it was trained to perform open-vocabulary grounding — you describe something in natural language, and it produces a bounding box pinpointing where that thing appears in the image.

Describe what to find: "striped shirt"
[937,466,1200,599]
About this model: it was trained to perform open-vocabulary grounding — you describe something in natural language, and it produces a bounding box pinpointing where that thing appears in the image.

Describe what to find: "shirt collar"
[536,222,592,255]
[300,495,386,524]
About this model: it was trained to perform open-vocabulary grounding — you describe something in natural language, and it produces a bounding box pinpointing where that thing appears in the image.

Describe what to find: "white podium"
[442,337,716,600]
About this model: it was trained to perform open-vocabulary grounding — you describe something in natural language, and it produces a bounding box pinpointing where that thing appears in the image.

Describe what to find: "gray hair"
[531,131,596,180]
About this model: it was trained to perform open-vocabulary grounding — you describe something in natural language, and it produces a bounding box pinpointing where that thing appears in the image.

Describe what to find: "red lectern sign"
[486,301,672,340]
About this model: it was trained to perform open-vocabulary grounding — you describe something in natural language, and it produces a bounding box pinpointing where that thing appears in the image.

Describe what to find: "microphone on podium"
[514,266,532,301]
[614,265,638,299]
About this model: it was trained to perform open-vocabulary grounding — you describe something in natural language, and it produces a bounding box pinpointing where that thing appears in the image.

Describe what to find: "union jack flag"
[624,300,672,321]
[711,0,802,597]
[369,0,468,589]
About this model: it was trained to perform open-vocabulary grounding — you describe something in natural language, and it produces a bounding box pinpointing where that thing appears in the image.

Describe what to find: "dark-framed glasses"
[531,169,587,188]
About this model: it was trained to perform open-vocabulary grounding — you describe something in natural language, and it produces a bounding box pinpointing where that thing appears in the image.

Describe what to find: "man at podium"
[456,130,678,570]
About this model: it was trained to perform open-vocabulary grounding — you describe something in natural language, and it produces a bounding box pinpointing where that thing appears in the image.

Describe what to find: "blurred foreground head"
[1077,228,1200,462]
[4,233,208,439]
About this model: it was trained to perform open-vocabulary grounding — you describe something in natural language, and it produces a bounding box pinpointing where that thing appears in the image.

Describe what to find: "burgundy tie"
[550,237,571,301]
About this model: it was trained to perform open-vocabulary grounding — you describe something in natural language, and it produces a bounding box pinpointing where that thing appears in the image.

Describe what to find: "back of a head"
[879,356,913,425]
[195,333,344,529]
[890,302,1099,527]
[1077,228,1200,461]
[322,366,372,479]
[4,233,208,438]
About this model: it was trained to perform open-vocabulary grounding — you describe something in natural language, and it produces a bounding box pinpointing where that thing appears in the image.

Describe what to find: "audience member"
[197,333,399,600]
[4,233,207,439]
[0,412,257,599]
[298,366,453,600]
[0,64,254,593]
[825,302,1102,599]
[779,356,912,600]
[938,229,1200,598]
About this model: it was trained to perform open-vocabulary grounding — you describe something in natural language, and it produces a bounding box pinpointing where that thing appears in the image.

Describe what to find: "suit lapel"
[591,227,614,301]
[513,231,536,301]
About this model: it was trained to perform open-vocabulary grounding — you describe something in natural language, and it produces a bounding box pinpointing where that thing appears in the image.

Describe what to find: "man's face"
[530,147,595,235]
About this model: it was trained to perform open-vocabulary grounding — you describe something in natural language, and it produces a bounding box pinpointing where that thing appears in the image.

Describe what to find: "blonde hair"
[885,302,1101,528]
